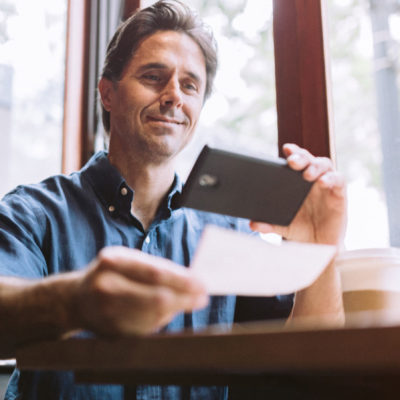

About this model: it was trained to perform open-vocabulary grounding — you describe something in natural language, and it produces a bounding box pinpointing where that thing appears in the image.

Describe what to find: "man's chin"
[141,139,184,163]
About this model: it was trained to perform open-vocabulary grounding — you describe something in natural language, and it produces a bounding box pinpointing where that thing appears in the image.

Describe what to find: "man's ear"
[98,77,115,112]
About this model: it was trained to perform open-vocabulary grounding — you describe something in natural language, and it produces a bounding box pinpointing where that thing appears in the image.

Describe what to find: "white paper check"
[190,225,337,296]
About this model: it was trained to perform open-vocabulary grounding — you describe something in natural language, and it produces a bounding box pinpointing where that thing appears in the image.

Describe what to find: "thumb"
[249,221,287,236]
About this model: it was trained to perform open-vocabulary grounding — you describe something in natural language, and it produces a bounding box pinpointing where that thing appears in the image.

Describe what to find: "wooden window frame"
[62,0,91,174]
[273,0,333,159]
[62,0,141,174]
[123,0,141,19]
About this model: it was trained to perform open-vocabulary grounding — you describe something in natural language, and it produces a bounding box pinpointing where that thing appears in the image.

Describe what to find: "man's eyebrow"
[186,71,202,85]
[136,62,168,74]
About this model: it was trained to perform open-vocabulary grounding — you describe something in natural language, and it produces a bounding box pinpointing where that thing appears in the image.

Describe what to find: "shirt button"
[108,205,115,213]
[121,187,128,196]
[145,236,150,244]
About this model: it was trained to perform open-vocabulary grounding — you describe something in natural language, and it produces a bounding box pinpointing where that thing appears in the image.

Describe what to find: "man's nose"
[160,77,183,108]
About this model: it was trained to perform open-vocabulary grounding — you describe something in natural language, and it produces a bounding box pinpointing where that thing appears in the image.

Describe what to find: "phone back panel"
[178,146,313,226]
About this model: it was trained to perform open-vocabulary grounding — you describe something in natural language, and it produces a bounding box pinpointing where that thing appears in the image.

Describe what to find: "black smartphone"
[178,145,314,226]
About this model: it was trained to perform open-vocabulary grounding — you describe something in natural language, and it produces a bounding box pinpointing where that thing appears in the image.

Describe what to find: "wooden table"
[15,316,400,398]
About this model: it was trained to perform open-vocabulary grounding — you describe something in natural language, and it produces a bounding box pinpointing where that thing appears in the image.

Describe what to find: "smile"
[147,116,185,125]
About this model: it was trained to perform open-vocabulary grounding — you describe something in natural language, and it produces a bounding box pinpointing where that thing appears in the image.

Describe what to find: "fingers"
[249,221,287,239]
[95,246,205,295]
[117,274,209,314]
[88,261,208,312]
[79,248,210,335]
[250,144,346,245]
[283,143,333,182]
[249,221,273,233]
[249,221,279,234]
[80,270,208,335]
[282,143,345,199]
[106,270,208,318]
[128,281,208,327]
[318,171,346,196]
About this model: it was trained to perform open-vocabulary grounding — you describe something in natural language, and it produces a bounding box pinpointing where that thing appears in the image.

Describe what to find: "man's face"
[101,30,207,163]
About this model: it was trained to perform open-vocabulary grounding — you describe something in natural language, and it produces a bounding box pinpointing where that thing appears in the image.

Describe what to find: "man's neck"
[108,149,175,231]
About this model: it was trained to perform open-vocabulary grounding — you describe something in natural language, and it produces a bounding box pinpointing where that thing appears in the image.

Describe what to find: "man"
[0,1,346,399]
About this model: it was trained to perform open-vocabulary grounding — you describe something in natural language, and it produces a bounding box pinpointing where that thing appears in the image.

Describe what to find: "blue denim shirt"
[1,151,292,400]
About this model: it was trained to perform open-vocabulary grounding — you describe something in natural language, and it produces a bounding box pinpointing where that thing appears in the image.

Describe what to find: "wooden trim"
[62,0,91,174]
[123,0,141,20]
[273,0,333,158]
[16,323,400,396]
[16,323,400,374]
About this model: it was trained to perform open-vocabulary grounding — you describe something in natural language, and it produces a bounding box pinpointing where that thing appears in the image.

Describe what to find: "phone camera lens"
[199,174,218,187]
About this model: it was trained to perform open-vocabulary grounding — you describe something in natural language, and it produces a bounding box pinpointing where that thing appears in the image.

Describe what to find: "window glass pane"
[175,0,277,178]
[327,0,400,249]
[0,0,66,198]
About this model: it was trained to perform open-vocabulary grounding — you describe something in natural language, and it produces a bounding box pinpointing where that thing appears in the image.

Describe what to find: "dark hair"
[100,0,218,133]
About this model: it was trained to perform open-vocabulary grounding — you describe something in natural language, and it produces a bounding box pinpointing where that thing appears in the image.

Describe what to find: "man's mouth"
[147,116,185,125]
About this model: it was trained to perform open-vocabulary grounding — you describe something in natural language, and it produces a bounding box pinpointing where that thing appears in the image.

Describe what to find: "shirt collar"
[167,174,183,211]
[81,151,183,218]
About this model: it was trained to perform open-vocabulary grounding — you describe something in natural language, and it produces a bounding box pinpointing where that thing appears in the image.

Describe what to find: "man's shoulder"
[1,151,108,207]
[2,171,82,206]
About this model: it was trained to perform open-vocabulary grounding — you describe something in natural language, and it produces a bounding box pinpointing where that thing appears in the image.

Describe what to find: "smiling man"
[0,1,346,399]
[99,29,207,230]
[103,31,205,160]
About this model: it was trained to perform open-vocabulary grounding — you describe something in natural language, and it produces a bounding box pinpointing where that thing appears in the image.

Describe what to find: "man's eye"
[183,82,197,91]
[143,74,161,82]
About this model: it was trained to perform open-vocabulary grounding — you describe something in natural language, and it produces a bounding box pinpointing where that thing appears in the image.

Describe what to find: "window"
[327,0,400,249]
[176,0,278,178]
[0,0,67,198]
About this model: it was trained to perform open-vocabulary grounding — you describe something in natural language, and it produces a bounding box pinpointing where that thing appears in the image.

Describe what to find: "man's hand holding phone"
[250,143,347,247]
[179,145,314,227]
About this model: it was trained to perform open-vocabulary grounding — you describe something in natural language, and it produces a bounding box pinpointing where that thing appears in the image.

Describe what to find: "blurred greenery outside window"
[175,0,278,178]
[0,0,66,198]
[327,0,400,249]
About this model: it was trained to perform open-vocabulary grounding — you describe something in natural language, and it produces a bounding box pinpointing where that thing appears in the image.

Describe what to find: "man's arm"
[287,259,344,326]
[250,143,347,325]
[0,274,79,358]
[0,247,208,358]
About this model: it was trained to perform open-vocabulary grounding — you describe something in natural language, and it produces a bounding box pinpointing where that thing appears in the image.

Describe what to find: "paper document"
[190,225,336,296]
